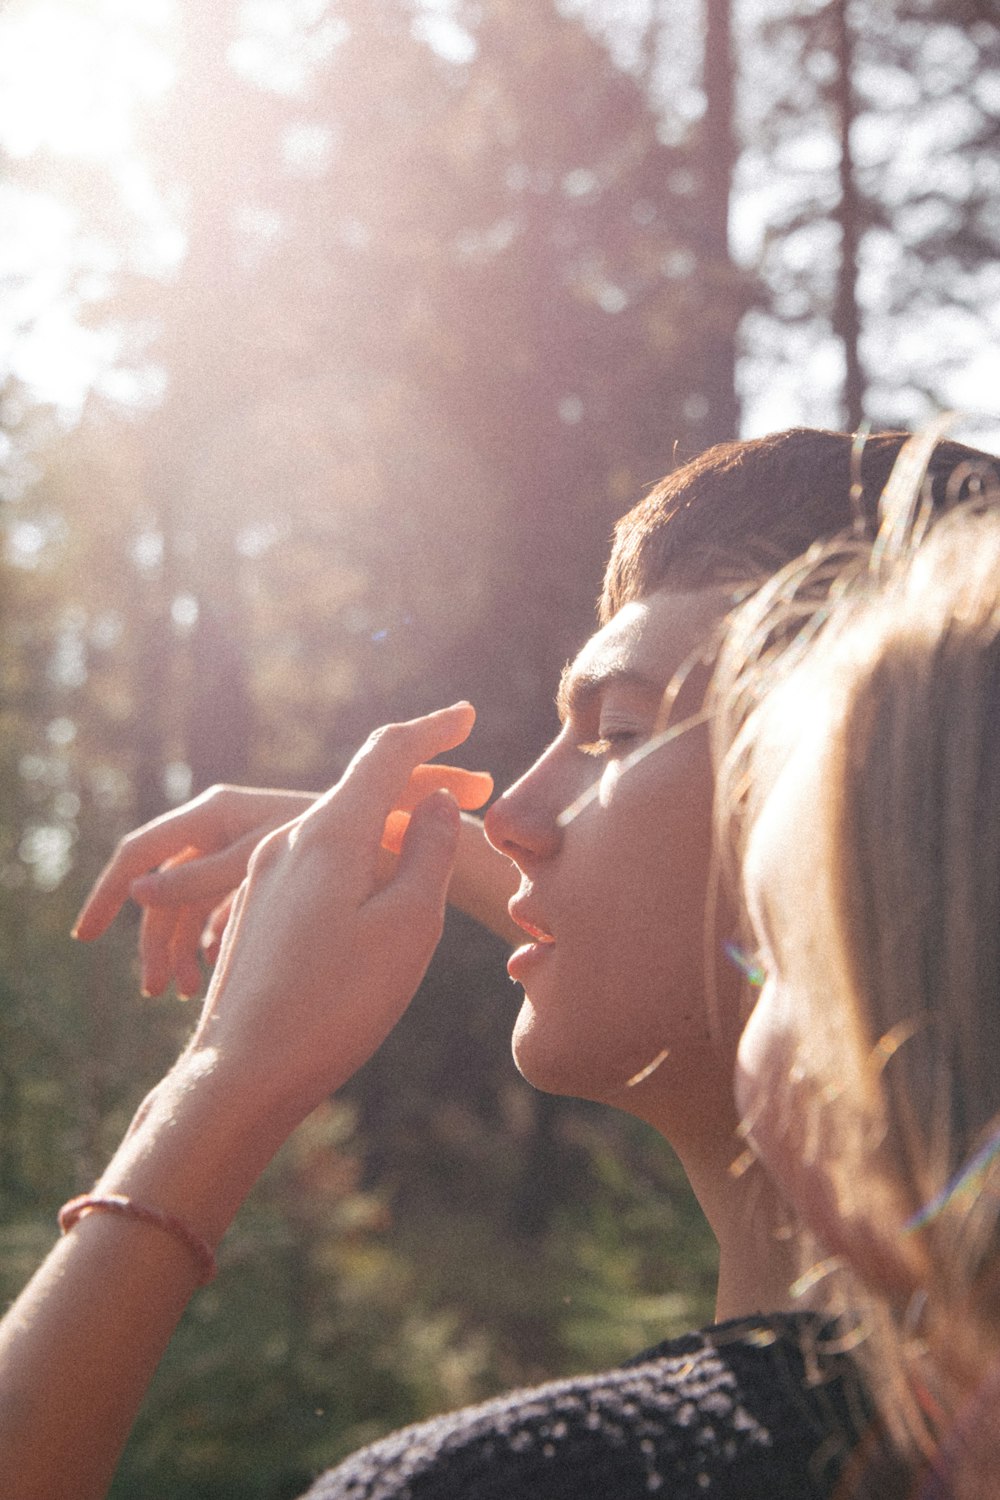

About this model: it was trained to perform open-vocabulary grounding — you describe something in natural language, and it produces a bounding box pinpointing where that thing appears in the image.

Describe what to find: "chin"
[511,1011,571,1095]
[510,1004,636,1104]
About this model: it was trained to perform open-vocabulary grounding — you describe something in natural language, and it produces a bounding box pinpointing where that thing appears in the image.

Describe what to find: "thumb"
[386,789,461,926]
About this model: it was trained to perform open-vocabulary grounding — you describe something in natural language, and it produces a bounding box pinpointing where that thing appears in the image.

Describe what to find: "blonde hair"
[711,442,1000,1494]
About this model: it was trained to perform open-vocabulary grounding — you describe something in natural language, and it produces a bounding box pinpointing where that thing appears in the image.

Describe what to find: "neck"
[712,1169,797,1323]
[674,1129,797,1323]
[620,1067,798,1324]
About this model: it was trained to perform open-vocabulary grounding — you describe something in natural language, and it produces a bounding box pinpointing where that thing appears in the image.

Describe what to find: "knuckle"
[357,720,413,767]
[366,719,410,751]
[363,724,391,755]
[418,912,447,955]
[417,902,446,940]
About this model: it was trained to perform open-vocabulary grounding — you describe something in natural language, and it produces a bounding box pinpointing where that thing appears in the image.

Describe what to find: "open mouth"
[506,898,557,983]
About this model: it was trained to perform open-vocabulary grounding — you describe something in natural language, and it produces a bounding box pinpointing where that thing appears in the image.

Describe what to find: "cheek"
[733,984,776,1121]
[734,976,810,1164]
[608,749,714,954]
[571,788,716,1044]
[735,1026,814,1238]
[735,1003,852,1256]
[568,829,703,992]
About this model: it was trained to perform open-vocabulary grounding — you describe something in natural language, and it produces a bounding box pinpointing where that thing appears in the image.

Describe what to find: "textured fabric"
[302,1314,888,1499]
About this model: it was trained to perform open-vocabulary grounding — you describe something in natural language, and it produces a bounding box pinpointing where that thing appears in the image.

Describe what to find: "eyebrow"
[555,663,666,726]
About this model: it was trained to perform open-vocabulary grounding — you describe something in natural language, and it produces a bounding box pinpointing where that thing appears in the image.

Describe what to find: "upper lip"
[508,896,556,943]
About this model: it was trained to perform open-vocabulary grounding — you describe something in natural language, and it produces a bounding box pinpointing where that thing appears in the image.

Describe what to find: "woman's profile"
[713,445,1000,1497]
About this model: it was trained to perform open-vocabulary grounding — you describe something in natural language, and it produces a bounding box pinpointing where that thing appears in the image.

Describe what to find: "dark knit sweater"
[302,1314,889,1499]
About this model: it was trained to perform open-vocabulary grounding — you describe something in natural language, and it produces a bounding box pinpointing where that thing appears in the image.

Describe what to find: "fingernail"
[427,789,460,821]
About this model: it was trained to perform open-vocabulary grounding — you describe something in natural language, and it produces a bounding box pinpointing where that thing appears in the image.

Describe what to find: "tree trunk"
[699,0,741,446]
[832,0,865,429]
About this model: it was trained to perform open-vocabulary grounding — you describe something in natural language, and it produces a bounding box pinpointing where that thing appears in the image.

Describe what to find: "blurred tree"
[108,0,743,790]
[739,0,1000,427]
[2,4,723,1494]
[832,0,863,429]
[525,0,753,443]
[699,0,742,444]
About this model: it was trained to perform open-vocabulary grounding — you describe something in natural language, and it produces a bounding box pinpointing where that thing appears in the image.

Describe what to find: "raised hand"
[73,762,492,998]
[187,702,480,1115]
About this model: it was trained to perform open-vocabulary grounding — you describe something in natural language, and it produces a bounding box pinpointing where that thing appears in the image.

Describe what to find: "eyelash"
[579,730,639,758]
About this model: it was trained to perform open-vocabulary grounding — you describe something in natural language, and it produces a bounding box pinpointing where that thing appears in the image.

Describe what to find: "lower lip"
[507,940,555,983]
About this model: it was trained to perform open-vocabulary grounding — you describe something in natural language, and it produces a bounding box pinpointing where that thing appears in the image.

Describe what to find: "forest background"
[1,1,998,1495]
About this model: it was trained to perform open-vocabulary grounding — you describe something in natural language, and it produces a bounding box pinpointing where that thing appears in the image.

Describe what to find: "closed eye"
[578,729,641,758]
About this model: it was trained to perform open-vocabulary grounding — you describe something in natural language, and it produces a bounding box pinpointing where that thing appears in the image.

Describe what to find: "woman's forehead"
[570,587,733,690]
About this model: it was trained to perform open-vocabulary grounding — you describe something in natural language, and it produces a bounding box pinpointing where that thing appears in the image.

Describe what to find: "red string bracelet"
[58,1193,217,1286]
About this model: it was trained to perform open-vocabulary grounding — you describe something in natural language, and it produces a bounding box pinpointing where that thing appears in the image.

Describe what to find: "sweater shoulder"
[301,1314,873,1500]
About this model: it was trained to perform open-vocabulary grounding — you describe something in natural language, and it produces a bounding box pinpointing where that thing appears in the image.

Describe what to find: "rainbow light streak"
[904,1126,1000,1232]
[723,940,766,989]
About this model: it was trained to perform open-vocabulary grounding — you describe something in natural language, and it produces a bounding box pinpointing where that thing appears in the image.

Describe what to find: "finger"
[139,903,182,997]
[137,845,211,994]
[201,894,235,967]
[72,802,228,941]
[376,789,461,942]
[397,764,493,813]
[167,904,209,998]
[128,832,264,909]
[380,764,493,855]
[380,810,411,856]
[205,878,249,984]
[306,703,476,885]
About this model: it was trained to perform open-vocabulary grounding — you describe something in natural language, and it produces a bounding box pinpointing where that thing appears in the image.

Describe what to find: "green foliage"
[102,1097,716,1499]
[113,1102,497,1499]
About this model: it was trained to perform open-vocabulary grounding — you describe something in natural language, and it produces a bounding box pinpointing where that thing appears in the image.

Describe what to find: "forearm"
[448,814,520,944]
[0,1054,287,1500]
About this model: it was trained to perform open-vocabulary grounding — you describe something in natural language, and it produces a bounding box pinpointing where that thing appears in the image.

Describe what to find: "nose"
[484,737,567,865]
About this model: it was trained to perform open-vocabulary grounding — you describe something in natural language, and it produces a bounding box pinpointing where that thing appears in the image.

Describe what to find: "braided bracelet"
[58,1193,217,1286]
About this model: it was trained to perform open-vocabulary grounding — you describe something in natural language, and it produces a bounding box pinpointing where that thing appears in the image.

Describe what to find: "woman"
[712,453,1000,1497]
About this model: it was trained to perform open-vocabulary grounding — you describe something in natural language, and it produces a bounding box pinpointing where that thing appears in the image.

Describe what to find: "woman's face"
[733,759,825,1208]
[733,730,920,1293]
[484,586,744,1144]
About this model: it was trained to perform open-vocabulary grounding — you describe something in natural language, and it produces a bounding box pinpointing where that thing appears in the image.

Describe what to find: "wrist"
[96,1050,298,1248]
[59,1193,218,1285]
